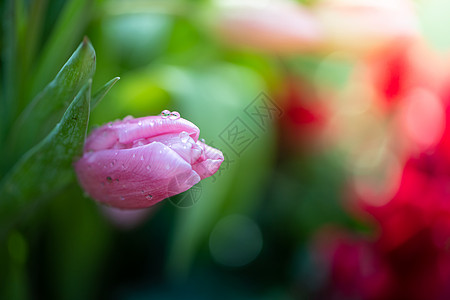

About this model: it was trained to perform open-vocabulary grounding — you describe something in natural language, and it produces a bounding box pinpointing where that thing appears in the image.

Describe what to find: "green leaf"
[91,77,120,109]
[7,37,95,161]
[0,81,91,237]
[30,0,94,97]
[1,0,21,140]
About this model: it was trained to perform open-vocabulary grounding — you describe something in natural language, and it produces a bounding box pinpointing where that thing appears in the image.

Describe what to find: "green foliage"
[0,35,119,240]
[0,81,91,236]
[7,38,96,160]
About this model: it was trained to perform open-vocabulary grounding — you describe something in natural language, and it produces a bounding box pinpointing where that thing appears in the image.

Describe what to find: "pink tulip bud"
[75,111,224,209]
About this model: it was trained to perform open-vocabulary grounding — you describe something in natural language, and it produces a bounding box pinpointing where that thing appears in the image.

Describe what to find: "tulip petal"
[75,141,201,209]
[192,141,225,179]
[84,116,200,152]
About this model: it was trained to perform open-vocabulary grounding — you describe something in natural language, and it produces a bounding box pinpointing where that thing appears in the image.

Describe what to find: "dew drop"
[106,176,112,183]
[140,155,144,161]
[169,111,180,120]
[146,194,153,200]
[132,153,136,158]
[123,115,134,121]
[146,165,151,171]
[200,138,205,143]
[179,131,189,143]
[138,121,142,126]
[161,109,170,118]
[107,122,113,128]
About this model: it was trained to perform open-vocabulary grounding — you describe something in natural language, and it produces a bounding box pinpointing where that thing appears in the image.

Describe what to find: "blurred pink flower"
[75,111,223,209]
[212,0,322,53]
[100,206,154,230]
[313,225,450,300]
[277,77,328,152]
[312,47,450,298]
[312,230,392,300]
[312,0,419,55]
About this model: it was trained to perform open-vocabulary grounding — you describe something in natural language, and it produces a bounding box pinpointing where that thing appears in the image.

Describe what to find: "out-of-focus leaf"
[0,231,30,300]
[101,12,172,69]
[91,76,120,109]
[156,64,276,277]
[30,0,93,97]
[287,54,354,90]
[48,184,111,300]
[7,38,95,161]
[1,0,20,141]
[0,81,91,238]
[17,0,48,113]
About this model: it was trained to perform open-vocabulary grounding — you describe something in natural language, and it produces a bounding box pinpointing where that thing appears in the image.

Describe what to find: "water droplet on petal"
[179,131,189,143]
[161,110,170,118]
[146,194,153,200]
[169,111,180,120]
[200,138,205,143]
[140,155,144,161]
[138,121,142,126]
[106,176,112,183]
[146,165,151,171]
[107,122,113,128]
[123,115,134,121]
[132,153,136,158]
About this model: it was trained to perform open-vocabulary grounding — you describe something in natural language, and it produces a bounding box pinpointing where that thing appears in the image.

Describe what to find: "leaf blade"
[91,76,120,109]
[7,38,95,161]
[0,81,91,236]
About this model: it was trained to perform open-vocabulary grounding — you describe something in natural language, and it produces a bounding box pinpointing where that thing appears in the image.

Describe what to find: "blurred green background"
[1,0,450,299]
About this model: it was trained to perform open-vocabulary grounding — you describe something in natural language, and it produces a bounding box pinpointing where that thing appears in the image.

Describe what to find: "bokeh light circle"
[209,214,263,267]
